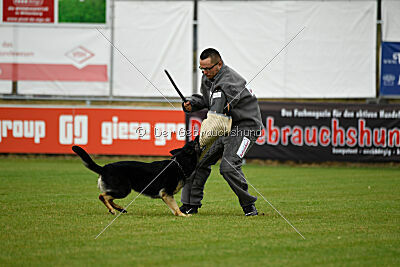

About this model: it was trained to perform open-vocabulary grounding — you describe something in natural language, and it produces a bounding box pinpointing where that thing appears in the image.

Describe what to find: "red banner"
[0,106,186,155]
[3,0,54,23]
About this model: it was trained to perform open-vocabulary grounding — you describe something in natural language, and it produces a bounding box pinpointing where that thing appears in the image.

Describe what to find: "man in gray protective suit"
[180,48,264,216]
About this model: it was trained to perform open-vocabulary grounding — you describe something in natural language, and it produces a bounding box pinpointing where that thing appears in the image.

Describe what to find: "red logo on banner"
[255,128,266,145]
[264,116,400,148]
[65,46,95,65]
[189,117,202,141]
[3,0,54,23]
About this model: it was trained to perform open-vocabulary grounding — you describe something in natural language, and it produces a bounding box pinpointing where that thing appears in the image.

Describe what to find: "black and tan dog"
[72,140,199,217]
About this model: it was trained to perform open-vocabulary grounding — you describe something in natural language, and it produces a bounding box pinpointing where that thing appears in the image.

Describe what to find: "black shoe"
[243,204,258,216]
[179,204,199,214]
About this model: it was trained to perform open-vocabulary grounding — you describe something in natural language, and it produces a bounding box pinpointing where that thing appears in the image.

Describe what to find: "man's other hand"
[183,101,192,112]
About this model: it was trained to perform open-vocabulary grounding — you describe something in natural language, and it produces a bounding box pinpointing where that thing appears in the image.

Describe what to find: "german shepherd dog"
[72,140,199,217]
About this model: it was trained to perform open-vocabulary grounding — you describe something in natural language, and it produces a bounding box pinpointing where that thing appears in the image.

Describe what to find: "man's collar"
[208,63,226,82]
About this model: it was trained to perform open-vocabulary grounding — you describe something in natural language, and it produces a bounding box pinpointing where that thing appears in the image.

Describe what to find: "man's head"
[199,48,223,80]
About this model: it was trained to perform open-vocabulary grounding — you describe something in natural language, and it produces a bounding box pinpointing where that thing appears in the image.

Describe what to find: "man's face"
[199,57,222,80]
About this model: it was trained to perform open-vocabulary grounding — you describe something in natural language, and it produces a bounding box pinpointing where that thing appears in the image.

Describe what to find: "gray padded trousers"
[181,126,260,207]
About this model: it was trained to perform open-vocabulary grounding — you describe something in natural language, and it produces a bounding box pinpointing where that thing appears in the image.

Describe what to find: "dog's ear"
[169,148,181,156]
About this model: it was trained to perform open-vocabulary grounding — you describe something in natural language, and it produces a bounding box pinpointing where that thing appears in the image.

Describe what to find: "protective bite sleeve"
[199,111,232,148]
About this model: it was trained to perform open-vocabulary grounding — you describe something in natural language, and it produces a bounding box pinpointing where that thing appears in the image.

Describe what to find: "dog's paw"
[109,210,116,215]
[115,207,127,213]
[178,213,191,217]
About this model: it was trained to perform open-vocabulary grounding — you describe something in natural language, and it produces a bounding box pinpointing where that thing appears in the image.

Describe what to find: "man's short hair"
[200,48,222,63]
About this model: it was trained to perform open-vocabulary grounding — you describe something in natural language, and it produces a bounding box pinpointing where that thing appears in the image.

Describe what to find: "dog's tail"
[72,146,103,175]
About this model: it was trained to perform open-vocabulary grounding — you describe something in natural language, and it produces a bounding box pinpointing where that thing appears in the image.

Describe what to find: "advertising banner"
[1,0,107,25]
[0,27,110,95]
[0,80,11,93]
[0,106,185,155]
[2,0,55,24]
[186,102,400,162]
[380,42,400,96]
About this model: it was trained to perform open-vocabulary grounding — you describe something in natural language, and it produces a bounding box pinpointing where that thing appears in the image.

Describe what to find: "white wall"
[198,1,377,98]
[382,0,400,42]
[113,1,193,97]
[0,1,380,98]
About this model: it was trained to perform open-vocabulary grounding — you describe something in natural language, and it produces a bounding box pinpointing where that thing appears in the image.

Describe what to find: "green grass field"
[0,156,399,266]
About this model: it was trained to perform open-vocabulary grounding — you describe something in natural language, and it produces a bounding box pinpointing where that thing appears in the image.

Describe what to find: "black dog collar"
[171,157,189,179]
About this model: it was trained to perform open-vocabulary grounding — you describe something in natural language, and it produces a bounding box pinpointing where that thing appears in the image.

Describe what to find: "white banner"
[113,1,193,97]
[0,26,110,95]
[382,0,400,42]
[0,81,11,93]
[199,1,376,98]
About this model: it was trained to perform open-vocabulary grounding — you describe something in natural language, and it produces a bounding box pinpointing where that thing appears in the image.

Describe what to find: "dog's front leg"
[110,200,127,213]
[160,190,189,217]
[99,193,116,215]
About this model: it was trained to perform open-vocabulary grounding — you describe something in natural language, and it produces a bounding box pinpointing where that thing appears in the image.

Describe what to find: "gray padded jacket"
[187,64,263,129]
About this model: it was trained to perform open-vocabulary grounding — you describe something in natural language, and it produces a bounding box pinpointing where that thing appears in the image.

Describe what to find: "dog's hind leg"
[159,190,189,217]
[110,200,127,213]
[99,193,116,215]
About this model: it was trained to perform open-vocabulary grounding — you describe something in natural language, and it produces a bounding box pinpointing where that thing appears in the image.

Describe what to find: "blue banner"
[380,42,400,96]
